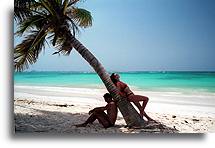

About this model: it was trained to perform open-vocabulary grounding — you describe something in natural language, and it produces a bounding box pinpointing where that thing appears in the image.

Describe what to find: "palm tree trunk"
[69,35,145,127]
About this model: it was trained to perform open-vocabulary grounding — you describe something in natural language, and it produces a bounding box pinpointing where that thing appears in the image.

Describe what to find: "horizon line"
[15,70,215,73]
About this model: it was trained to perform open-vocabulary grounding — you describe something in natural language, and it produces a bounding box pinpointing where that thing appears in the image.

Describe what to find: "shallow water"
[14,71,215,93]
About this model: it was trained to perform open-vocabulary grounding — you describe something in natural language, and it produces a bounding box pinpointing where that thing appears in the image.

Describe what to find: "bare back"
[106,101,118,125]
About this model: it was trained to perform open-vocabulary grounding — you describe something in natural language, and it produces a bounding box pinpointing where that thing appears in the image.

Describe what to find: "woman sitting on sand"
[110,73,153,121]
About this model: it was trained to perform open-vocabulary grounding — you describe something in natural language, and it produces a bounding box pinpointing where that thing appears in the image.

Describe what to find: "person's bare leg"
[141,96,149,111]
[129,102,154,121]
[132,101,143,118]
[128,96,142,116]
[77,110,111,128]
[139,96,149,118]
[96,114,111,128]
[129,95,155,122]
[75,112,97,127]
[128,95,149,118]
[142,111,154,121]
[89,111,111,128]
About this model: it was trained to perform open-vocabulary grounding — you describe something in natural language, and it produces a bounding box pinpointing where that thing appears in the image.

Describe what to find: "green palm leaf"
[14,0,36,22]
[14,29,47,71]
[67,0,80,7]
[69,7,92,28]
[15,14,47,36]
[57,37,73,55]
[65,15,80,36]
[40,0,57,16]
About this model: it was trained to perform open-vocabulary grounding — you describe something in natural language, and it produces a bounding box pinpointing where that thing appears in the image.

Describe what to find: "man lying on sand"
[76,93,118,128]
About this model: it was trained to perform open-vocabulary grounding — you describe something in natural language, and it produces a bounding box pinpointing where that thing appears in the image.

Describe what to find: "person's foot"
[75,123,87,127]
[147,119,158,124]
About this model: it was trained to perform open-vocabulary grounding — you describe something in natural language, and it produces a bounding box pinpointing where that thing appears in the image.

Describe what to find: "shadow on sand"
[14,106,178,134]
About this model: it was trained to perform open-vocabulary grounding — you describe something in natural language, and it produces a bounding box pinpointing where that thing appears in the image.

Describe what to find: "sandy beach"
[14,85,215,133]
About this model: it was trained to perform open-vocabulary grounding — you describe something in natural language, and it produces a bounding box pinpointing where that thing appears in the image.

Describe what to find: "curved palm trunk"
[69,36,145,127]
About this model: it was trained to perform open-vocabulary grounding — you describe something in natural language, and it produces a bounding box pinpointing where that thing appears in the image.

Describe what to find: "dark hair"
[103,93,112,99]
[110,73,117,84]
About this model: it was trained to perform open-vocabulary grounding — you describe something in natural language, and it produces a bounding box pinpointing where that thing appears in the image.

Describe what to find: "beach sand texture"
[14,85,215,133]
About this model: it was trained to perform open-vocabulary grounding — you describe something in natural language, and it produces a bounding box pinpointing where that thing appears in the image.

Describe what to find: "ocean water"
[14,71,215,93]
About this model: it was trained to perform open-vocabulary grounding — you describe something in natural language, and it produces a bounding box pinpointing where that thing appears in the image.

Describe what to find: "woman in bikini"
[110,73,153,121]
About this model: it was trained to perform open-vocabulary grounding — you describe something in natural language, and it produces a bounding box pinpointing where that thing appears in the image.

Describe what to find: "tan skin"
[76,96,118,128]
[112,73,153,121]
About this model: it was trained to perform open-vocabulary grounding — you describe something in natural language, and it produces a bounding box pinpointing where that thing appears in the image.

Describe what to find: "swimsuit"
[124,86,134,97]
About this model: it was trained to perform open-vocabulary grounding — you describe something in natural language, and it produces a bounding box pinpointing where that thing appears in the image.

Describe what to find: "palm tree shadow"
[130,121,179,133]
[15,107,89,133]
[15,106,178,134]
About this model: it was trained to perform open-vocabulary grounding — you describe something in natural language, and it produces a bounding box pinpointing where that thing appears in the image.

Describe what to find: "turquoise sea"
[14,71,215,93]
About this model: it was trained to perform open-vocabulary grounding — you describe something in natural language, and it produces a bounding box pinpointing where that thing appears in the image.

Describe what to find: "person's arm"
[88,106,107,114]
[94,106,107,111]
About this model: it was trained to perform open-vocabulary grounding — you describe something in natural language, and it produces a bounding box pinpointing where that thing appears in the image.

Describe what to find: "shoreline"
[14,84,215,133]
[15,84,215,118]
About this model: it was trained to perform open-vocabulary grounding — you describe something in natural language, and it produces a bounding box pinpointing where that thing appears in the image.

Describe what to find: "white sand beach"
[14,85,215,133]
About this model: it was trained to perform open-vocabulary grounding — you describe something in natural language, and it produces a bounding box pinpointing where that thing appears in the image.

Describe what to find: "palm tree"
[14,0,146,127]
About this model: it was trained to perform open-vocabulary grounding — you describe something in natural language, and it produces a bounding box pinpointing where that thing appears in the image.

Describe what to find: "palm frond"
[65,15,80,36]
[49,22,68,46]
[62,0,69,15]
[48,0,62,14]
[52,35,73,56]
[14,29,47,71]
[15,14,47,36]
[69,7,92,28]
[60,38,73,55]
[56,0,63,5]
[39,0,57,16]
[67,0,80,7]
[14,0,36,22]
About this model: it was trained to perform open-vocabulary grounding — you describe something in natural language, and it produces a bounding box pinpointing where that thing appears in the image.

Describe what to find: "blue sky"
[14,0,215,71]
